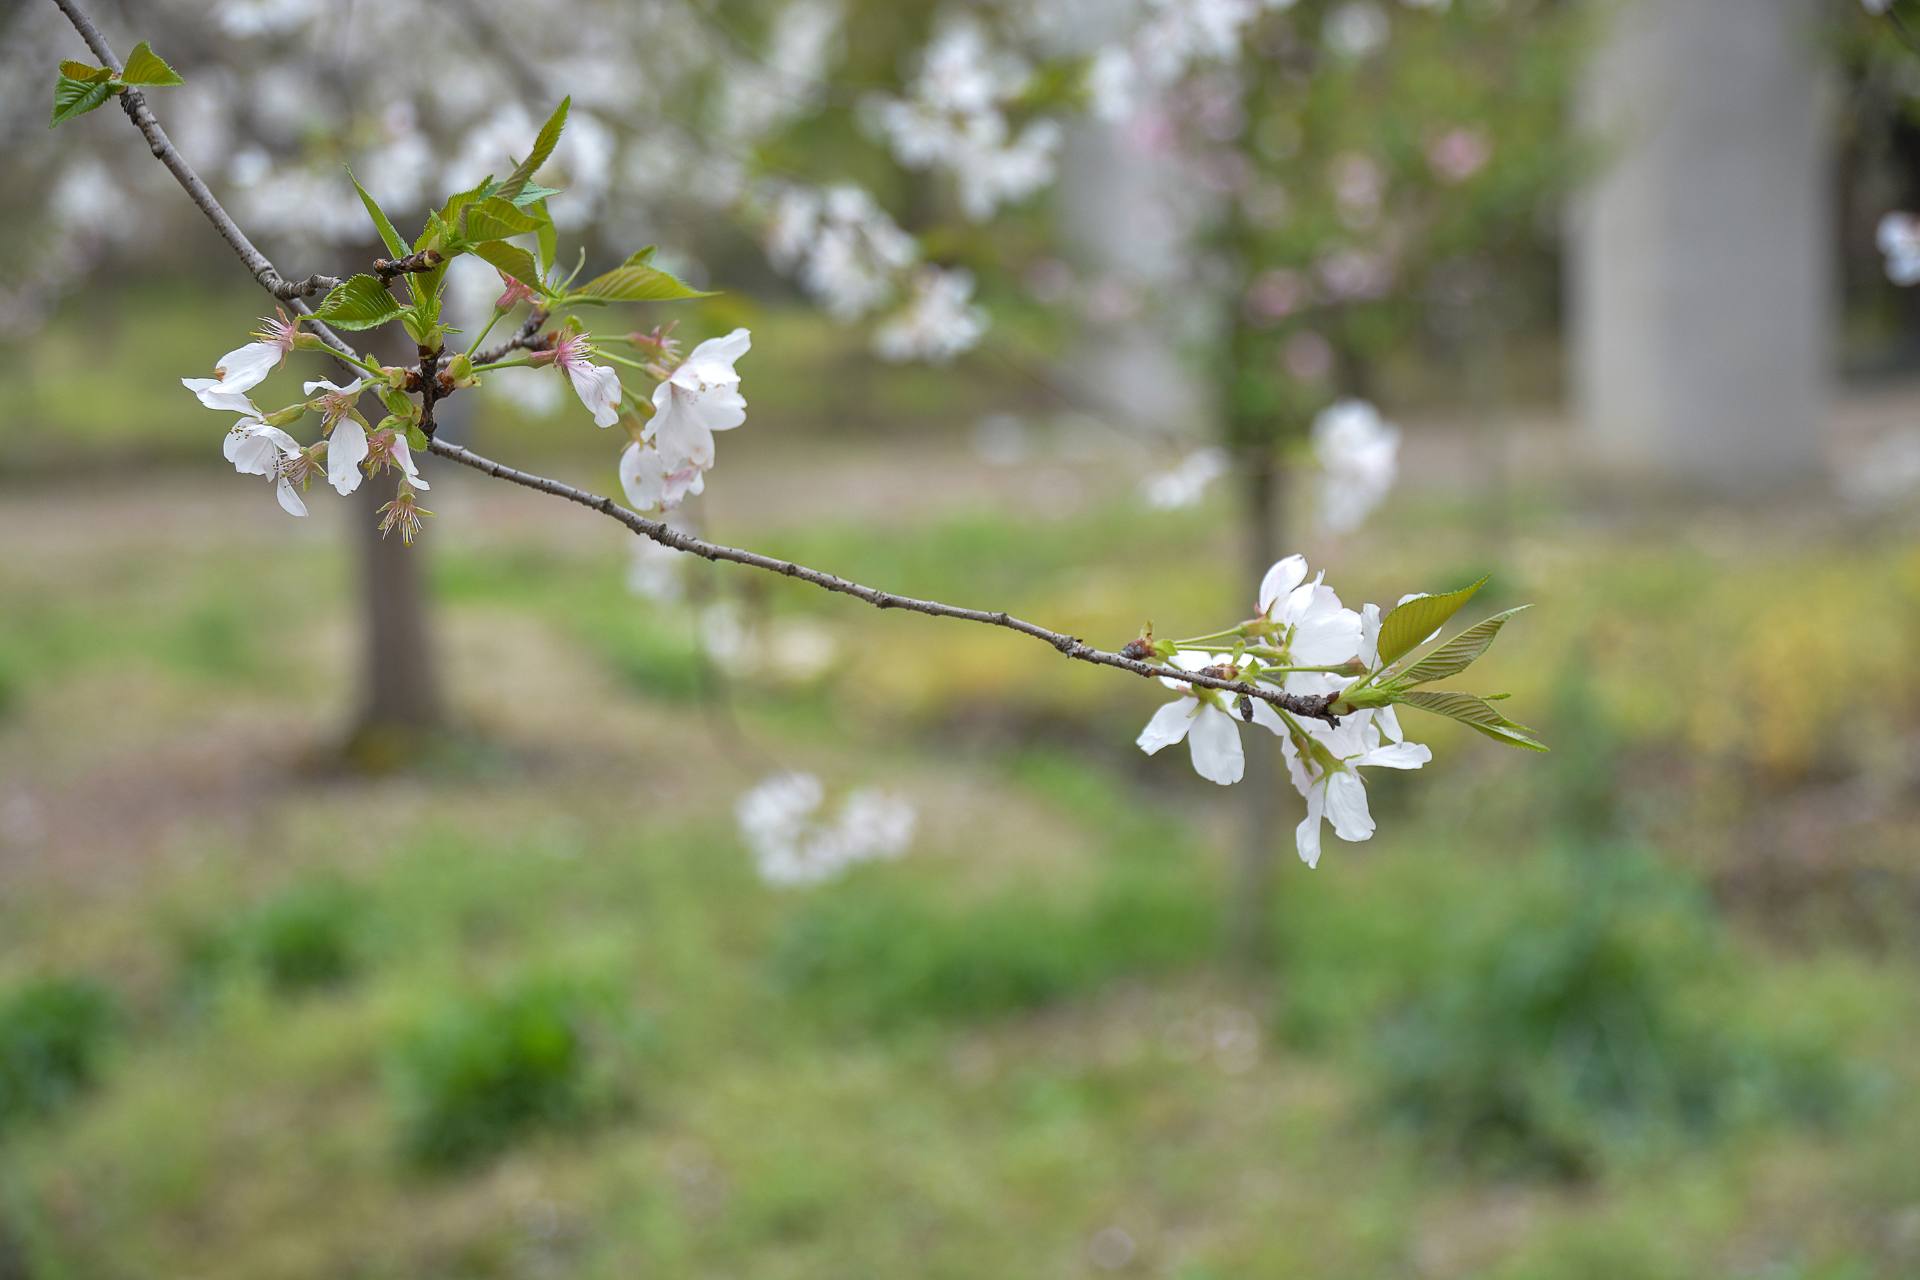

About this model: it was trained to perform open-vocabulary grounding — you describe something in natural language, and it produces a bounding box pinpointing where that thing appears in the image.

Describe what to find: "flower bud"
[262,403,306,427]
[447,353,476,388]
[291,330,328,352]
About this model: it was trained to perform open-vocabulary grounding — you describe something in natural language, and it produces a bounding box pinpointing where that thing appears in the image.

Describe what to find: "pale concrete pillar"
[1570,0,1832,488]
[1056,120,1205,428]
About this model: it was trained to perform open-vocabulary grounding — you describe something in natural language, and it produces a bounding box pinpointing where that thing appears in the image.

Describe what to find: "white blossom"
[305,378,368,496]
[222,420,308,517]
[762,184,918,320]
[187,311,298,407]
[1136,651,1285,786]
[214,0,322,38]
[1142,447,1229,510]
[1258,554,1364,667]
[626,535,686,604]
[1878,212,1920,286]
[1311,399,1399,535]
[874,267,986,362]
[867,19,1060,221]
[619,442,707,513]
[543,331,623,428]
[736,772,917,887]
[648,329,751,470]
[1281,708,1430,868]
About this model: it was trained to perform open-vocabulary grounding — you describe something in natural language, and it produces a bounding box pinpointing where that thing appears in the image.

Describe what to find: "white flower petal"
[1361,740,1431,770]
[327,418,369,495]
[1137,699,1196,755]
[688,327,752,369]
[391,434,430,490]
[275,473,308,517]
[224,422,299,477]
[1295,787,1325,868]
[1291,608,1364,667]
[183,377,259,415]
[1259,554,1309,617]
[567,361,624,428]
[1324,770,1375,842]
[1186,705,1245,785]
[214,340,282,393]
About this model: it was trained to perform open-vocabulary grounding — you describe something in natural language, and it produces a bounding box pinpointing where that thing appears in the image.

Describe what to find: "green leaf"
[533,199,557,275]
[408,209,456,304]
[119,41,184,87]
[509,182,564,208]
[1387,606,1530,688]
[59,60,114,83]
[1395,690,1549,752]
[471,241,546,292]
[1375,576,1488,669]
[432,178,493,247]
[308,274,405,331]
[497,98,570,202]
[567,255,713,304]
[347,168,407,258]
[51,74,115,127]
[461,196,542,242]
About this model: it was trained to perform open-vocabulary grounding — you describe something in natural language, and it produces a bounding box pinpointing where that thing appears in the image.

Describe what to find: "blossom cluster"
[866,19,1062,222]
[1139,398,1401,537]
[735,772,918,887]
[182,312,431,532]
[1134,553,1536,867]
[760,183,987,363]
[168,99,761,535]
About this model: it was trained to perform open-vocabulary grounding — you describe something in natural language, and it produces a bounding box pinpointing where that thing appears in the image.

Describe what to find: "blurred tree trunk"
[1228,445,1285,970]
[342,337,447,768]
[345,466,443,764]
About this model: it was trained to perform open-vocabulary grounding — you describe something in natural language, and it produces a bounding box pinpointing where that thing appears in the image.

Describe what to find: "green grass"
[2,424,1918,1276]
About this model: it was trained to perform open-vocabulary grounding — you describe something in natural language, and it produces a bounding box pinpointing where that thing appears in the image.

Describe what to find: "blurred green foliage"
[388,976,630,1170]
[182,879,367,996]
[1373,845,1852,1177]
[0,978,117,1134]
[773,856,1214,1030]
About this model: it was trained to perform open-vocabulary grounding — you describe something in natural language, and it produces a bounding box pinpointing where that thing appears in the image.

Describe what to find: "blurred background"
[2,0,1919,1275]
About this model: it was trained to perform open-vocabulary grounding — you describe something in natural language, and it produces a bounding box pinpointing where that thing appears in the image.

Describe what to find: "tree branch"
[48,0,1339,724]
[474,309,553,365]
[47,0,346,309]
[423,438,1340,720]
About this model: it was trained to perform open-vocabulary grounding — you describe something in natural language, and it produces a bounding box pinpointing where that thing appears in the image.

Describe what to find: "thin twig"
[423,438,1340,720]
[48,0,344,307]
[474,309,552,365]
[47,0,1339,723]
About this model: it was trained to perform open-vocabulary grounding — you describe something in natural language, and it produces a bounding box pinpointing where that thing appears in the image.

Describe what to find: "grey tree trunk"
[1570,0,1831,488]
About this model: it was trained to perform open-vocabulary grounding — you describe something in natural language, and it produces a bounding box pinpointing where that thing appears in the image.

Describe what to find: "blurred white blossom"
[1142,447,1229,510]
[1839,428,1920,508]
[874,267,987,362]
[736,773,917,887]
[1877,212,1920,286]
[1311,399,1399,535]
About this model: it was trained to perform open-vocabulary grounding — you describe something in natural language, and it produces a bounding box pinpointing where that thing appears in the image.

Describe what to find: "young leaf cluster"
[1348,578,1545,752]
[51,41,181,127]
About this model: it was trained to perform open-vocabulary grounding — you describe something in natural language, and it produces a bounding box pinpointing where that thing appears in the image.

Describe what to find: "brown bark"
[1227,448,1285,970]
[343,463,443,766]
